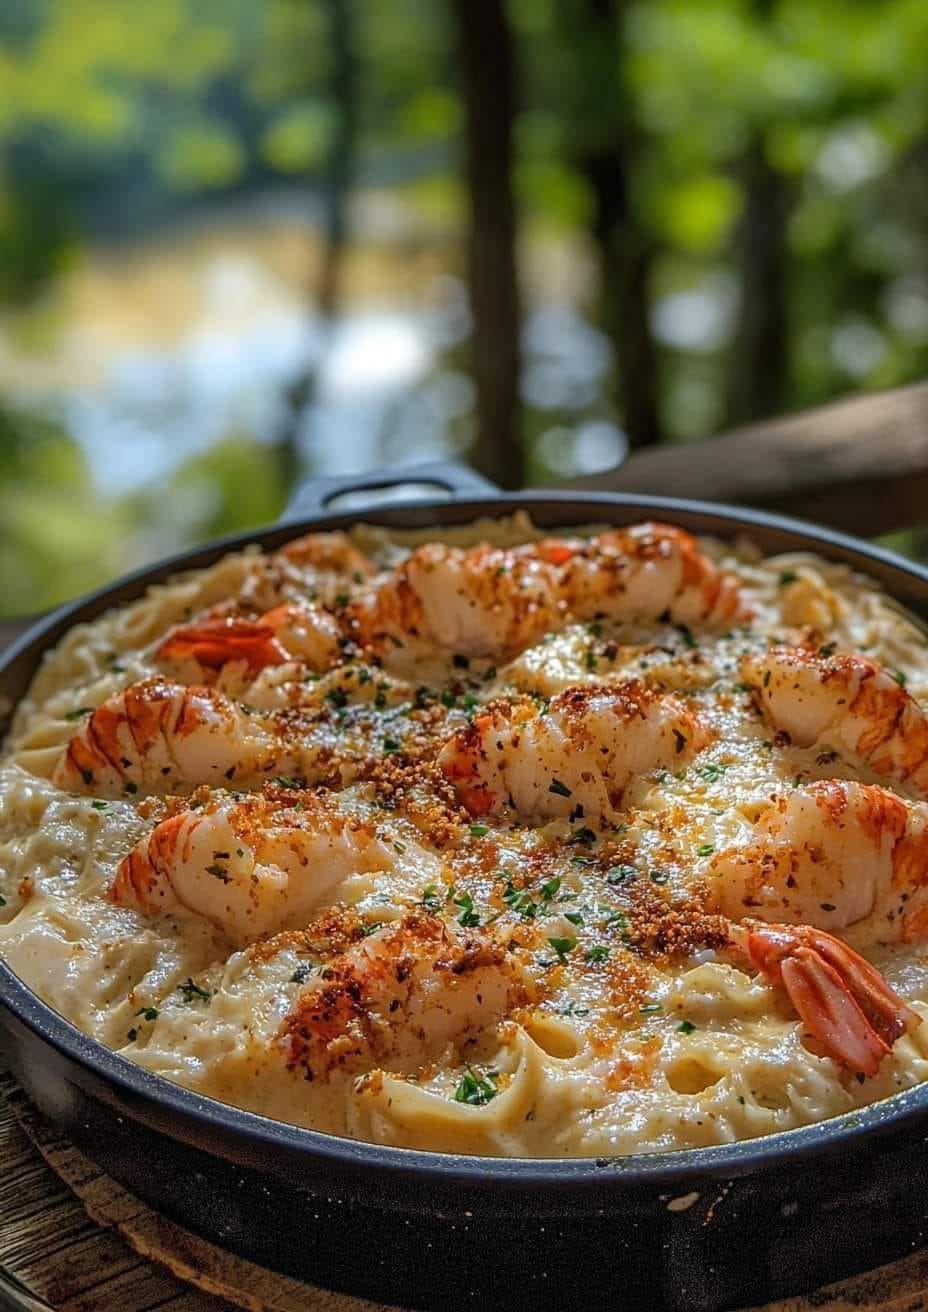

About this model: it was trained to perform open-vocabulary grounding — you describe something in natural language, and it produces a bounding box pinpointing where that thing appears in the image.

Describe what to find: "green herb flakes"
[547,936,577,964]
[453,1068,498,1106]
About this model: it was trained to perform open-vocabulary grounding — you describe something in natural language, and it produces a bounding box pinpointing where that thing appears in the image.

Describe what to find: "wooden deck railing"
[567,381,928,537]
[2,382,927,642]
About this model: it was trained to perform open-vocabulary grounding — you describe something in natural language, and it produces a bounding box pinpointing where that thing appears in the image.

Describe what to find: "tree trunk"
[273,0,358,488]
[724,0,789,428]
[568,0,660,449]
[451,0,523,488]
[586,148,660,448]
[725,139,790,426]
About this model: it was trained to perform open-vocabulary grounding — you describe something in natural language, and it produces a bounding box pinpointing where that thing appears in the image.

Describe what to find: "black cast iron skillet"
[3,461,928,1312]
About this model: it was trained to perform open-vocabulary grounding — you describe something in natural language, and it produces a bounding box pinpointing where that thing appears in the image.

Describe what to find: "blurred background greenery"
[1,0,927,615]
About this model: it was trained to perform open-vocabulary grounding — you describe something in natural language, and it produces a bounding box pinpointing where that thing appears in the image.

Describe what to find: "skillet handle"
[279,460,499,524]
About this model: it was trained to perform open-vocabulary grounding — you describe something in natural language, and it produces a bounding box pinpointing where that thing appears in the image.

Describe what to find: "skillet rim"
[4,486,928,1193]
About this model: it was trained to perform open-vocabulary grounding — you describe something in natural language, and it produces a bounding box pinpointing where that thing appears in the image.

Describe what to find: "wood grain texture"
[567,381,928,537]
[0,1070,230,1311]
[0,1069,390,1312]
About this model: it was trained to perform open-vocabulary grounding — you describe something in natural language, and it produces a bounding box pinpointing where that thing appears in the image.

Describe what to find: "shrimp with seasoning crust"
[711,779,928,942]
[440,680,709,821]
[156,599,343,683]
[704,778,928,1078]
[742,645,928,796]
[53,677,279,797]
[278,912,525,1079]
[350,522,743,661]
[111,790,395,945]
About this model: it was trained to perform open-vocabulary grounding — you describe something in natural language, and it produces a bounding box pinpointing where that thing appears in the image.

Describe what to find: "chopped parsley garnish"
[123,781,138,796]
[453,891,481,928]
[325,687,348,710]
[383,738,401,754]
[178,978,212,1004]
[650,870,669,885]
[392,840,407,854]
[547,936,577,963]
[135,1006,159,1022]
[696,843,715,857]
[607,864,636,885]
[585,944,610,964]
[569,827,597,848]
[333,593,350,608]
[677,1019,696,1034]
[91,800,108,811]
[454,1068,498,1106]
[697,762,727,783]
[676,624,697,649]
[421,884,442,912]
[462,693,479,712]
[558,1001,591,1017]
[778,570,798,586]
[452,654,470,670]
[584,650,597,672]
[501,873,563,920]
[540,876,562,901]
[276,776,301,789]
[818,642,837,658]
[205,863,230,882]
[639,1002,663,1015]
[290,964,315,984]
[894,670,907,687]
[440,689,457,709]
[469,823,489,838]
[604,910,629,933]
[502,878,537,919]
[549,778,572,798]
[563,910,584,926]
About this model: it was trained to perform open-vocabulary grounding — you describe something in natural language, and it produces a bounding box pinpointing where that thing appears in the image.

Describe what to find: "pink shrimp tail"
[743,922,920,1078]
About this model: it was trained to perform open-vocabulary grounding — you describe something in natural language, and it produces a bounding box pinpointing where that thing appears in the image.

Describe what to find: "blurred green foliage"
[1,0,928,613]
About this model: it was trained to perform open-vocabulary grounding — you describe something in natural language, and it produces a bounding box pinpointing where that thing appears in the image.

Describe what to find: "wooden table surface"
[0,1069,236,1311]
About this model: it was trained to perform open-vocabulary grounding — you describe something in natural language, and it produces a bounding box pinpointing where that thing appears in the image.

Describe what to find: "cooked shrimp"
[350,522,743,660]
[156,600,342,681]
[279,912,524,1079]
[711,780,928,941]
[743,645,928,795]
[729,920,919,1078]
[53,677,276,796]
[275,530,374,585]
[555,522,743,628]
[440,681,708,821]
[111,792,392,944]
[349,540,562,660]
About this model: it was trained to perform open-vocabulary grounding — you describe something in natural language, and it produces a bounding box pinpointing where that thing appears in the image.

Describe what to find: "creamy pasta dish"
[3,515,928,1158]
